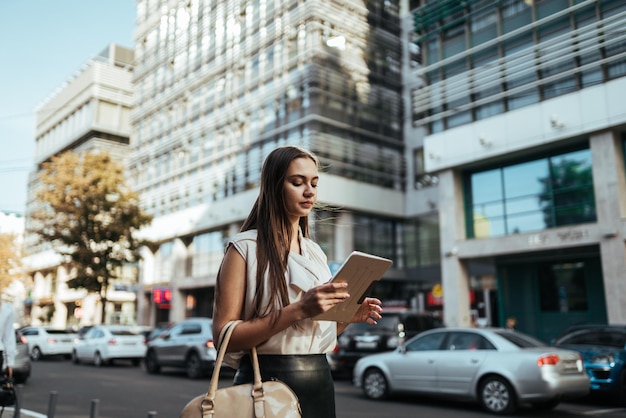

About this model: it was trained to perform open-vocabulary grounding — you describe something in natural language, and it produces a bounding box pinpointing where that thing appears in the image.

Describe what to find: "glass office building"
[130,0,439,324]
[410,0,626,340]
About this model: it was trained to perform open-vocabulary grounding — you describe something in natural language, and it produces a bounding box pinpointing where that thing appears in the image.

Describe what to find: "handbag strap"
[202,320,266,418]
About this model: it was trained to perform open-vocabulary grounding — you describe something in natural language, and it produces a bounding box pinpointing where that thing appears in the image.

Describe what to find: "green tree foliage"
[0,233,22,296]
[29,151,153,322]
[538,157,596,227]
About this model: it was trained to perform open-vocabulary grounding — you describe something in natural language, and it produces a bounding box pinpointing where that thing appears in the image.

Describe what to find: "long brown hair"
[240,146,319,320]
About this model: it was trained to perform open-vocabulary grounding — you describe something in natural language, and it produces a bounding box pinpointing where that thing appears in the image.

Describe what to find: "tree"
[29,150,153,323]
[0,232,22,296]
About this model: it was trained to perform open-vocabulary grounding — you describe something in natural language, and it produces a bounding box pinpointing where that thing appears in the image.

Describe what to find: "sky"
[0,0,137,216]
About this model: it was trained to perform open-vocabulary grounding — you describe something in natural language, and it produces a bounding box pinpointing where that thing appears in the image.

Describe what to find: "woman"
[212,146,383,418]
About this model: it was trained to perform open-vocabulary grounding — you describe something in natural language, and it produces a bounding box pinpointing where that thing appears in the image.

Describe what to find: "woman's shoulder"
[229,229,257,243]
[227,230,258,254]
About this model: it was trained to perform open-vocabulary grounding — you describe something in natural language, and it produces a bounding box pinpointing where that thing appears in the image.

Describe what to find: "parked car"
[142,322,171,344]
[328,310,444,378]
[144,317,217,379]
[353,327,589,415]
[19,326,77,360]
[552,324,626,404]
[12,329,31,384]
[71,325,147,367]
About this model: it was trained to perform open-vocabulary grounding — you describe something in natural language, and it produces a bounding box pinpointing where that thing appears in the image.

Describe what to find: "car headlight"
[338,335,350,348]
[387,336,400,349]
[590,353,615,365]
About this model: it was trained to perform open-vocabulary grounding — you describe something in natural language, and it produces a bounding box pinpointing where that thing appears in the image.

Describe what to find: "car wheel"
[30,346,42,361]
[94,352,107,367]
[531,399,559,410]
[185,352,203,379]
[145,351,161,374]
[362,368,389,400]
[72,350,80,364]
[479,375,517,415]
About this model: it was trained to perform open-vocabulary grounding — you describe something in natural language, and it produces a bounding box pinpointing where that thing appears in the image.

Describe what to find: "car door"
[385,331,446,393]
[158,323,188,364]
[81,327,102,359]
[20,328,40,357]
[435,331,493,395]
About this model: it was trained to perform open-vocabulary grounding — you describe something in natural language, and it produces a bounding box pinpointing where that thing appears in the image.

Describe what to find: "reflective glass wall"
[465,146,595,238]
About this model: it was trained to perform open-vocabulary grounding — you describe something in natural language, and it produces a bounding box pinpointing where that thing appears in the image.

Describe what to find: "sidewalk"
[2,407,47,418]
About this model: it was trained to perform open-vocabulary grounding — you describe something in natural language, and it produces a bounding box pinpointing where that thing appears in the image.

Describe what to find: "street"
[11,358,626,418]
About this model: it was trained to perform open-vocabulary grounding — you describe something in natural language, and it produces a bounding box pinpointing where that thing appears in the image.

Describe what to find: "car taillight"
[108,338,117,345]
[206,340,214,349]
[19,335,28,344]
[537,354,560,367]
[48,338,58,344]
[333,345,340,354]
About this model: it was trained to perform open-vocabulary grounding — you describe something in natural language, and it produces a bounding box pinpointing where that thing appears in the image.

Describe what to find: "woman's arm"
[212,245,352,351]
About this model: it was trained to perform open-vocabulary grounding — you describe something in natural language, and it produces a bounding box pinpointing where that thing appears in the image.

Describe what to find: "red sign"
[153,287,172,308]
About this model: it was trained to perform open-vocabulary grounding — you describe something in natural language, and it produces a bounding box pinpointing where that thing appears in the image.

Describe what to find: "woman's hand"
[299,282,350,318]
[351,297,383,325]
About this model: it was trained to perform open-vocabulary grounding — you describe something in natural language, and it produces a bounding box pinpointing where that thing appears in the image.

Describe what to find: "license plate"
[356,341,377,349]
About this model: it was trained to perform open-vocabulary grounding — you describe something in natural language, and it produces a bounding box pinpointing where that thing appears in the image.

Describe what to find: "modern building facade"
[22,44,139,328]
[410,0,626,340]
[130,0,444,325]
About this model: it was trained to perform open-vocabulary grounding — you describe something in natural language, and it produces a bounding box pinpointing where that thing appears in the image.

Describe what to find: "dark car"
[328,310,444,378]
[553,324,626,405]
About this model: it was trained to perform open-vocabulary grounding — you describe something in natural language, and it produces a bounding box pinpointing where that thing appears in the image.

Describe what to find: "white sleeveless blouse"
[222,229,337,368]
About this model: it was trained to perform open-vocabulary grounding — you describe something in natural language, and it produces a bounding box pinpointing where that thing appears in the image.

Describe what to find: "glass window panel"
[503,159,549,198]
[505,211,547,234]
[471,170,503,204]
[475,101,504,120]
[473,214,505,238]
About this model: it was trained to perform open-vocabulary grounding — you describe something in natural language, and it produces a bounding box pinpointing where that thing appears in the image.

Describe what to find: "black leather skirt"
[234,353,335,418]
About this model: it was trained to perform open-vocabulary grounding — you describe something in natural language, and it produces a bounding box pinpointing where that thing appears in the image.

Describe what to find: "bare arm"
[212,245,352,351]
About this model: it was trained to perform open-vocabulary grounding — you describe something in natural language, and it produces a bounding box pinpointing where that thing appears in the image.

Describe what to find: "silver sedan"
[353,327,590,415]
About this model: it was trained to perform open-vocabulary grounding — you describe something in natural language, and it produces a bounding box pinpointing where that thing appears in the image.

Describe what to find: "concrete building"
[22,44,138,328]
[410,0,626,341]
[130,0,441,325]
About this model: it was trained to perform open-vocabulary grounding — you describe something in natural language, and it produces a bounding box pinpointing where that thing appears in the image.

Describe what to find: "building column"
[334,211,354,263]
[590,130,626,323]
[438,169,471,327]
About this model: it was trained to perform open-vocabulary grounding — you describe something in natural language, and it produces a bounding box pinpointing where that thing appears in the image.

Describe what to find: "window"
[467,147,595,238]
[405,332,446,351]
[538,261,589,312]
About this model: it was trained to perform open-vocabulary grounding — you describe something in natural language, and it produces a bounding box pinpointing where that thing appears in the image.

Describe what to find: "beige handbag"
[180,320,302,418]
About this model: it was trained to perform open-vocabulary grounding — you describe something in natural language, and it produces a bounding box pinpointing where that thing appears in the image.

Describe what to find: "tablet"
[314,251,392,322]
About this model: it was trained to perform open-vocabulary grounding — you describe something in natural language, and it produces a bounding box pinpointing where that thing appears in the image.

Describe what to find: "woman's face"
[283,157,318,223]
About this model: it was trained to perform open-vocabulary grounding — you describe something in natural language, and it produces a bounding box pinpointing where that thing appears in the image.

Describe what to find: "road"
[11,357,626,418]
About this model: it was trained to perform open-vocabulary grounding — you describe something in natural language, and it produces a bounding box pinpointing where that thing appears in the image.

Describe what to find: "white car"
[353,327,590,415]
[72,325,146,367]
[19,326,77,360]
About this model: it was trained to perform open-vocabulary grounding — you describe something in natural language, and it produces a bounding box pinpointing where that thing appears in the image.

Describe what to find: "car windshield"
[558,330,626,348]
[495,330,547,347]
